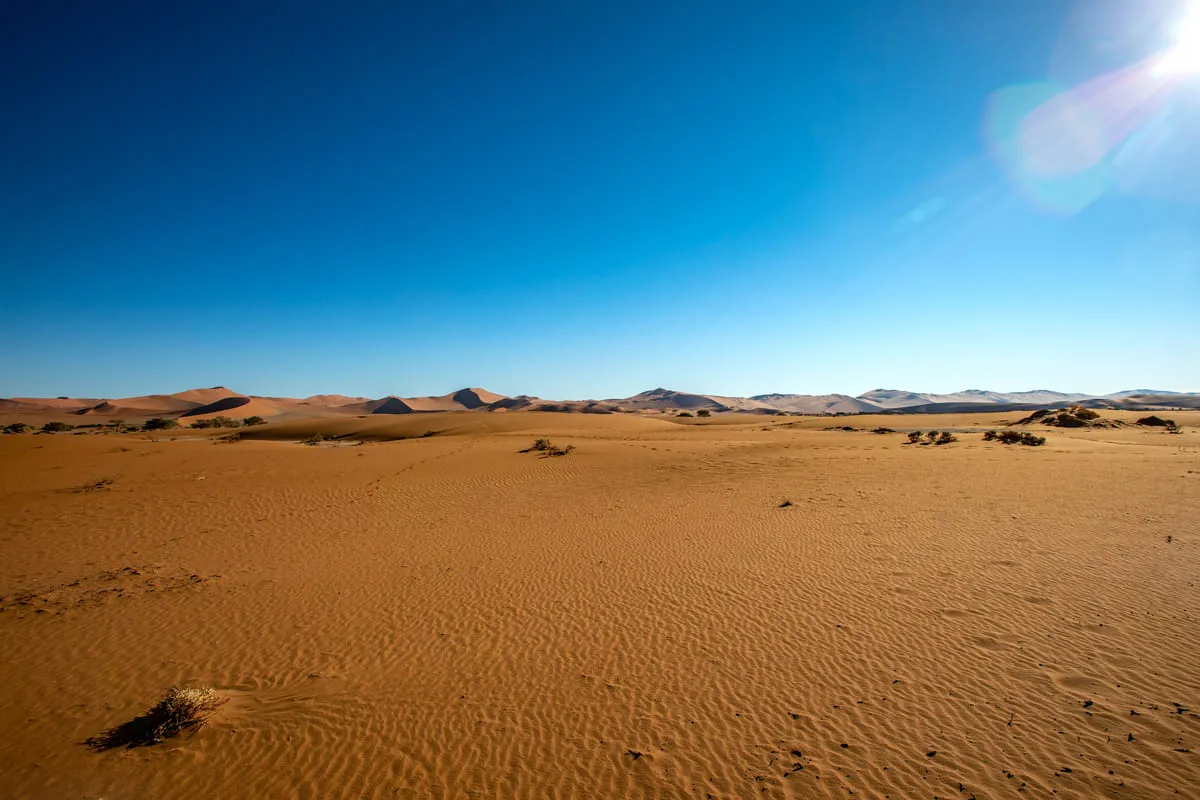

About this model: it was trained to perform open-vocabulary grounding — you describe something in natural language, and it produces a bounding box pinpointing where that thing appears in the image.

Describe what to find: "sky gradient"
[2,0,1197,400]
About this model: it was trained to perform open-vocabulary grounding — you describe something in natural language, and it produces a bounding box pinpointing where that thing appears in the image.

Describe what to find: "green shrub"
[926,430,939,443]
[191,415,241,430]
[997,430,1022,444]
[241,416,266,427]
[301,432,327,445]
[677,411,694,418]
[3,422,32,434]
[697,409,711,417]
[1019,433,1046,446]
[982,430,997,441]
[531,438,551,451]
[41,421,74,433]
[907,431,922,444]
[143,418,178,431]
[936,431,957,445]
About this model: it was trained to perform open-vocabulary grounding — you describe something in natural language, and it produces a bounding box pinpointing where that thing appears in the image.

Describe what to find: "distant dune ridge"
[1,385,1197,422]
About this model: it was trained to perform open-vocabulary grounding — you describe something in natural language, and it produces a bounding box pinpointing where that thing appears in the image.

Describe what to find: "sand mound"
[365,396,415,415]
[179,397,288,422]
[1015,406,1125,429]
[169,387,240,405]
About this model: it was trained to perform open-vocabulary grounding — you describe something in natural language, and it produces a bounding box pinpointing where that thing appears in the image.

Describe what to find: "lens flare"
[1156,2,1200,75]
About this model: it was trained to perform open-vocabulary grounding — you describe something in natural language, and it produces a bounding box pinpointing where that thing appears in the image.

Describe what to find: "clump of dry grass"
[522,438,575,457]
[87,686,225,749]
[72,477,114,493]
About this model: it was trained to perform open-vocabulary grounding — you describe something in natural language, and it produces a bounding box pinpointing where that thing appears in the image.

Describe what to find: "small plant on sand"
[41,421,74,433]
[996,430,1044,446]
[301,432,328,445]
[3,422,32,434]
[677,411,694,418]
[697,409,711,417]
[86,686,225,749]
[982,430,997,441]
[524,438,573,457]
[925,430,939,444]
[935,431,957,445]
[191,415,241,430]
[907,431,922,444]
[72,477,114,492]
[143,417,178,431]
[241,415,266,427]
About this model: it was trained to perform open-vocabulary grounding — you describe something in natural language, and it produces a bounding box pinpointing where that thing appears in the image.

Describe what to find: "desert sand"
[1,410,1197,798]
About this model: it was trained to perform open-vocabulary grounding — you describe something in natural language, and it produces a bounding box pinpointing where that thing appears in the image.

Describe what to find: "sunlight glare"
[1157,2,1200,75]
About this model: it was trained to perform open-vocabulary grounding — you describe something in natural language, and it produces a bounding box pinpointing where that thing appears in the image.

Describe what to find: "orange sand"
[1,411,1197,798]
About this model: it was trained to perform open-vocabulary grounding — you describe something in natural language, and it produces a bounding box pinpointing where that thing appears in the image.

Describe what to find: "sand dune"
[1,411,1197,798]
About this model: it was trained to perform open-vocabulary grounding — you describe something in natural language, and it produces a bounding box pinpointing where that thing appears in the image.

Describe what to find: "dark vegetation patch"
[86,687,225,750]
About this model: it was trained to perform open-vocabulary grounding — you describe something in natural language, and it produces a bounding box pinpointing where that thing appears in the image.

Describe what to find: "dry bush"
[523,438,574,457]
[86,686,225,749]
[72,478,114,493]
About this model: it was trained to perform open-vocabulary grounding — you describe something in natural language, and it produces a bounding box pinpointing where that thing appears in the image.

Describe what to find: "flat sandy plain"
[1,410,1197,799]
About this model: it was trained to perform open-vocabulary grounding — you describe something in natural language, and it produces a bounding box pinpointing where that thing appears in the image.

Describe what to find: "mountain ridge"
[3,386,1198,420]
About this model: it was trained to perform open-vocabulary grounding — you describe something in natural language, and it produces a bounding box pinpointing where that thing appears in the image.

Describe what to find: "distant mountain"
[751,393,879,414]
[3,385,1196,421]
[855,388,1093,409]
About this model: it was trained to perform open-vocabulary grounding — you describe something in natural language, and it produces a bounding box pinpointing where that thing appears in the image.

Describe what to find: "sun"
[1158,2,1200,75]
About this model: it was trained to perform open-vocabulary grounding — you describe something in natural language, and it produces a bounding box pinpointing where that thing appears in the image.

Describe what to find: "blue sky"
[2,1,1197,399]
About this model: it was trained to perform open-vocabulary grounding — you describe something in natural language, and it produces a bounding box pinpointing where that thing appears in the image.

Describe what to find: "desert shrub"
[190,415,241,430]
[677,411,694,418]
[1071,406,1099,420]
[926,430,939,443]
[143,417,178,431]
[73,477,114,492]
[1136,416,1174,427]
[241,415,266,426]
[936,431,957,445]
[525,438,573,456]
[220,431,242,443]
[871,427,895,434]
[997,430,1022,444]
[982,430,997,441]
[3,422,32,434]
[697,409,711,417]
[86,686,225,750]
[907,431,922,444]
[301,432,327,445]
[1019,433,1046,446]
[41,421,74,433]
